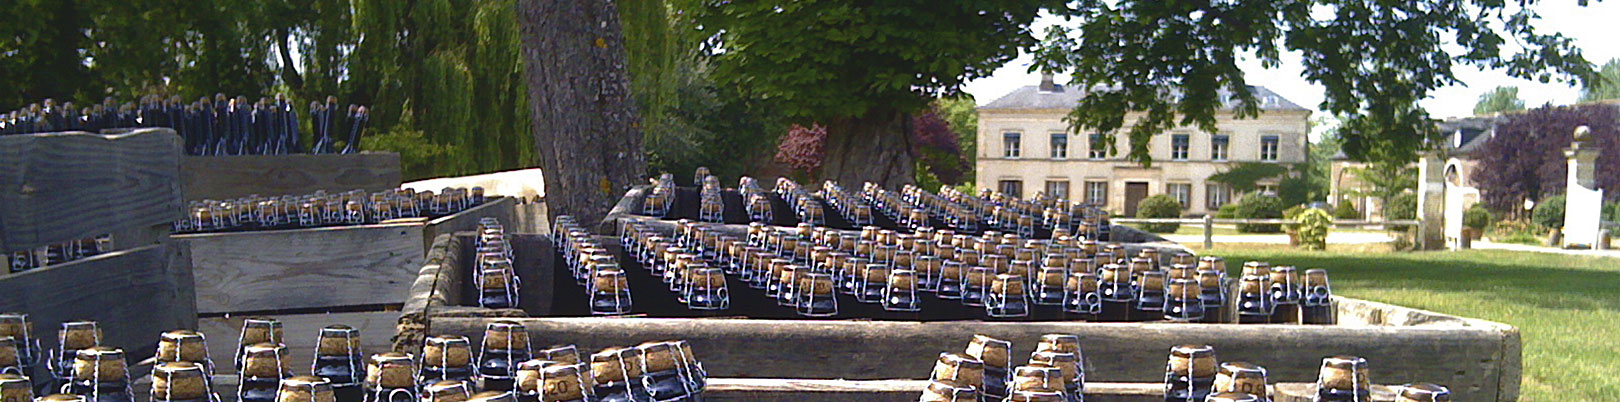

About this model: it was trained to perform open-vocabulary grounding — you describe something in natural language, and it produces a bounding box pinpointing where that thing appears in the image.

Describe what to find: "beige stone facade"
[974,83,1310,216]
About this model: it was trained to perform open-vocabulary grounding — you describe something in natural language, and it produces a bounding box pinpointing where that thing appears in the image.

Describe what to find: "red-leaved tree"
[912,109,965,186]
[775,123,828,174]
[1473,103,1620,212]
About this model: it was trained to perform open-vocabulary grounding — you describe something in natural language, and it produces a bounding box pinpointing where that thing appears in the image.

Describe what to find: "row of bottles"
[5,236,112,273]
[556,217,636,315]
[922,334,1453,402]
[772,178,827,226]
[0,95,369,156]
[476,218,519,309]
[738,177,773,223]
[176,187,487,234]
[639,174,677,218]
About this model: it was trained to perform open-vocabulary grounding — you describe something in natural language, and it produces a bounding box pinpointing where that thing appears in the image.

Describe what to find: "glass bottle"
[937,261,965,300]
[1163,278,1204,322]
[916,256,943,293]
[422,380,473,402]
[420,336,474,386]
[0,314,38,380]
[1313,356,1370,402]
[775,265,803,307]
[858,265,890,304]
[1195,270,1228,324]
[796,273,839,317]
[276,376,335,402]
[238,344,291,402]
[1301,269,1336,325]
[635,343,695,402]
[883,269,922,312]
[928,353,984,395]
[965,335,1011,400]
[311,325,364,402]
[986,274,1031,318]
[590,269,633,316]
[589,348,650,402]
[1237,263,1273,324]
[157,330,214,373]
[67,347,131,402]
[1010,366,1064,395]
[1269,266,1303,324]
[1027,351,1083,402]
[684,267,730,311]
[52,322,101,391]
[236,319,284,372]
[1063,273,1101,320]
[478,322,532,391]
[1162,344,1215,402]
[150,362,212,402]
[1097,265,1134,322]
[364,353,416,402]
[960,267,993,308]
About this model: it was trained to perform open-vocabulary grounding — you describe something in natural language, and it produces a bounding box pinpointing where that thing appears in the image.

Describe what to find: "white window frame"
[1260,135,1279,161]
[1085,181,1108,206]
[1206,183,1231,209]
[1171,134,1190,161]
[1167,182,1192,210]
[1088,133,1107,160]
[1050,133,1068,159]
[1045,180,1070,200]
[999,179,1024,198]
[1211,135,1229,161]
[1003,132,1022,158]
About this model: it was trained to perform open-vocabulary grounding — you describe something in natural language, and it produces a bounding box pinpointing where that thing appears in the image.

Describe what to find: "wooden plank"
[704,379,1161,402]
[428,313,1514,401]
[0,242,195,360]
[180,223,425,314]
[422,197,517,254]
[179,152,401,201]
[197,311,400,375]
[0,128,183,252]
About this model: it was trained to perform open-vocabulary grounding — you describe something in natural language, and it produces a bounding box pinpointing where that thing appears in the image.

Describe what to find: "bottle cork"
[1138,271,1166,292]
[589,348,643,384]
[1167,264,1195,280]
[59,321,100,350]
[0,339,16,368]
[991,274,1026,296]
[1197,270,1223,290]
[538,345,580,366]
[240,318,283,347]
[1168,279,1201,300]
[1166,344,1217,378]
[422,336,473,368]
[276,376,334,402]
[0,314,32,344]
[887,270,918,290]
[482,322,529,351]
[965,335,1011,369]
[804,273,836,295]
[1100,265,1128,284]
[151,362,209,401]
[0,374,27,402]
[1241,261,1270,278]
[965,267,994,288]
[1006,390,1066,401]
[1317,355,1371,391]
[1214,361,1268,397]
[1396,383,1451,402]
[689,268,726,290]
[592,269,628,294]
[513,360,557,393]
[365,352,415,389]
[241,343,289,379]
[1011,366,1064,392]
[1239,276,1270,295]
[929,353,984,389]
[1027,351,1079,383]
[1035,334,1081,355]
[464,391,515,402]
[1204,392,1261,402]
[71,346,127,382]
[636,342,681,373]
[34,395,85,402]
[539,364,591,401]
[919,381,977,402]
[315,325,362,356]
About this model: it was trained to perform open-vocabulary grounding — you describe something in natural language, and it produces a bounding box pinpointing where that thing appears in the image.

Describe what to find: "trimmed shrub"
[1463,204,1493,233]
[1136,194,1183,233]
[1384,192,1418,221]
[1333,202,1360,219]
[1294,208,1333,250]
[1215,203,1239,219]
[1490,219,1543,245]
[1283,205,1306,220]
[1532,195,1566,229]
[1234,193,1285,233]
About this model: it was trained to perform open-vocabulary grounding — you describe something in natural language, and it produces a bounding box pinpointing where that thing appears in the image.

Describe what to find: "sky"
[964,2,1620,120]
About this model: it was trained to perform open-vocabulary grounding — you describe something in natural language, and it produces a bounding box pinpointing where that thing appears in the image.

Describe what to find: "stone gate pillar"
[1416,153,1446,250]
[1563,126,1603,248]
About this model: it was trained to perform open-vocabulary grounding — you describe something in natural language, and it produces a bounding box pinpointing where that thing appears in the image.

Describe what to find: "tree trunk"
[516,0,645,229]
[819,111,916,189]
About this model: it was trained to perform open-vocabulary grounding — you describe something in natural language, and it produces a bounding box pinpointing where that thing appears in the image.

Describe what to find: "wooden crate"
[0,128,195,360]
[176,197,516,314]
[398,232,1519,401]
[179,152,401,201]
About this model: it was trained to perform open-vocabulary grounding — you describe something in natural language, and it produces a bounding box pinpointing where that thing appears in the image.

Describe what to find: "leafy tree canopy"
[671,0,1058,121]
[1474,86,1526,116]
[1031,0,1598,166]
[1473,103,1620,212]
[1579,58,1620,102]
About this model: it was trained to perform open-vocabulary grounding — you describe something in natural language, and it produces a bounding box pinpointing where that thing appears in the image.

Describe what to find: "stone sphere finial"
[1574,125,1592,142]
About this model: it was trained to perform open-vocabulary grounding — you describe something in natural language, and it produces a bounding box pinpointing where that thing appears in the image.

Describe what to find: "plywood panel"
[179,153,401,201]
[0,129,183,252]
[181,223,424,314]
[0,243,194,359]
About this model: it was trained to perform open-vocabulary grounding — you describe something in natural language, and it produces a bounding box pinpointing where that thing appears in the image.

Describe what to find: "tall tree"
[1580,58,1620,102]
[936,96,979,185]
[672,0,1058,188]
[1473,86,1526,116]
[1473,103,1620,212]
[1032,0,1598,167]
[517,0,645,226]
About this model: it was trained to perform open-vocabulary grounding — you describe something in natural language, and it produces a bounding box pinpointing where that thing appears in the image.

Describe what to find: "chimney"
[1038,72,1057,93]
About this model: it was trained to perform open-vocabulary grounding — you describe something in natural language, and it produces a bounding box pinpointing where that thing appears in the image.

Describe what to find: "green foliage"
[1473,86,1525,116]
[1464,204,1494,233]
[936,96,979,184]
[1606,202,1620,223]
[1533,195,1567,230]
[1580,58,1620,103]
[1215,203,1239,219]
[1207,162,1289,194]
[360,126,454,180]
[1032,1,1597,167]
[1489,219,1544,246]
[1294,208,1333,251]
[1349,161,1417,214]
[1283,205,1306,220]
[643,53,787,181]
[1135,194,1183,233]
[1333,202,1361,220]
[1385,192,1418,221]
[1234,193,1285,233]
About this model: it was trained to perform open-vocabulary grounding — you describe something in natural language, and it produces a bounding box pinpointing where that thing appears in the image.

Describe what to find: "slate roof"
[980,84,1309,112]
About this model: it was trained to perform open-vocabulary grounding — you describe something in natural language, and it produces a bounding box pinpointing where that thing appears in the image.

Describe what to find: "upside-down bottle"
[237,344,291,402]
[1162,344,1215,402]
[1301,269,1336,325]
[965,335,1011,401]
[1394,383,1451,402]
[1314,356,1370,402]
[363,352,416,402]
[478,322,532,391]
[311,325,365,402]
[68,347,133,402]
[149,362,212,402]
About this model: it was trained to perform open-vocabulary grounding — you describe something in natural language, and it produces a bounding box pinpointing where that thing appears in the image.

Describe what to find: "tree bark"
[516,0,646,229]
[819,111,916,190]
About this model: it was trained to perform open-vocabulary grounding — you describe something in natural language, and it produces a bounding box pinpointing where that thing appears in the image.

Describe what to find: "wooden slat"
[704,379,1161,401]
[197,311,400,375]
[421,197,517,254]
[0,129,183,252]
[179,152,401,201]
[180,223,425,314]
[0,242,194,359]
[429,312,1515,401]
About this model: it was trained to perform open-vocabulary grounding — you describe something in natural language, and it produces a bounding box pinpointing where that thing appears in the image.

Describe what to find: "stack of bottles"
[175,187,487,233]
[557,217,635,315]
[923,334,1085,402]
[697,177,724,224]
[862,183,934,230]
[5,236,111,273]
[476,218,520,309]
[820,182,876,227]
[737,177,773,223]
[773,178,827,226]
[640,174,677,218]
[0,95,369,156]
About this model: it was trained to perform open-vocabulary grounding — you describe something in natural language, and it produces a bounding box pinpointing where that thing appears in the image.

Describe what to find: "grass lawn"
[1200,246,1620,401]
[1123,224,1388,237]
